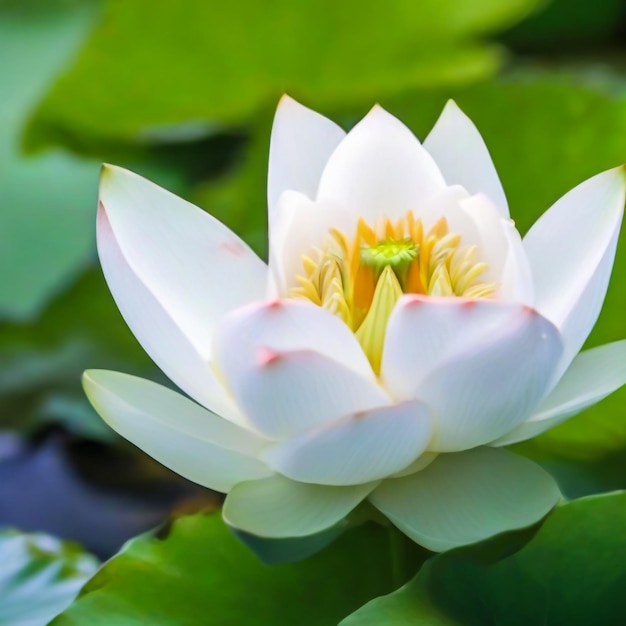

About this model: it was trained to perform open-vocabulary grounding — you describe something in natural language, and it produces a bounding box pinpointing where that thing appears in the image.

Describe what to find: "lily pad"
[0,1,100,320]
[341,492,626,626]
[503,0,626,51]
[27,0,545,145]
[0,530,98,626]
[52,512,394,625]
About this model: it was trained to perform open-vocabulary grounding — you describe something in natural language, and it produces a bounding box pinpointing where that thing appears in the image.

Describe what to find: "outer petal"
[317,105,445,222]
[523,167,626,377]
[268,190,354,295]
[82,370,272,493]
[213,300,389,438]
[551,228,620,381]
[391,452,438,478]
[99,165,267,360]
[268,95,345,217]
[424,100,509,216]
[381,297,562,451]
[493,340,626,446]
[369,447,561,552]
[260,401,433,486]
[223,475,377,538]
[97,207,240,420]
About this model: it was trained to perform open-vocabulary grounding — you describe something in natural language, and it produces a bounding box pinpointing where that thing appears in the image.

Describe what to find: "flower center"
[289,210,495,373]
[360,239,418,286]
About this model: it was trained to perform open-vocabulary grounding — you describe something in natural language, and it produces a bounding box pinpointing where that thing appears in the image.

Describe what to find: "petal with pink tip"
[381,297,562,451]
[261,400,433,485]
[99,166,267,361]
[382,296,531,397]
[215,298,375,380]
[213,300,389,438]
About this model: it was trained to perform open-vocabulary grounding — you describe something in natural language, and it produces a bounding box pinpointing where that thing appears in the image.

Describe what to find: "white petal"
[215,348,389,440]
[458,193,533,303]
[268,190,354,295]
[499,218,534,304]
[523,167,625,376]
[213,300,389,438]
[381,297,562,451]
[268,95,346,217]
[458,194,508,286]
[97,206,241,421]
[391,452,438,478]
[424,100,509,216]
[382,296,545,397]
[223,475,377,538]
[317,105,445,222]
[493,340,626,446]
[369,447,561,552]
[260,401,433,485]
[419,310,562,451]
[416,185,475,236]
[83,370,272,492]
[99,165,267,360]
[552,227,620,381]
[215,298,375,381]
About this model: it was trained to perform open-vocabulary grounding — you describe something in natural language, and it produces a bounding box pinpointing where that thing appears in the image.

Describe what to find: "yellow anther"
[429,264,455,297]
[301,255,318,275]
[288,209,497,371]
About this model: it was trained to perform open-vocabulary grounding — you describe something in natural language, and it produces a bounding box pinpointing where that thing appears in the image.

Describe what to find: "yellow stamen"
[355,266,403,375]
[288,210,496,371]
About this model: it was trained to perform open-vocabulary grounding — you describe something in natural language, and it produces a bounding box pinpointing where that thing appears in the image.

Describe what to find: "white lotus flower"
[84,96,626,552]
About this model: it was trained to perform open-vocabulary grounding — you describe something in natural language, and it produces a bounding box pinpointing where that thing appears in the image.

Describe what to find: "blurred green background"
[2,0,626,568]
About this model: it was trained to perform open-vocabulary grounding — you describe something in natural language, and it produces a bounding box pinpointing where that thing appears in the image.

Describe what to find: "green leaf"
[503,0,625,52]
[0,530,98,626]
[0,2,100,320]
[341,492,626,626]
[28,0,546,146]
[52,513,395,625]
[190,116,272,258]
[524,447,626,500]
[231,523,347,565]
[0,267,157,438]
